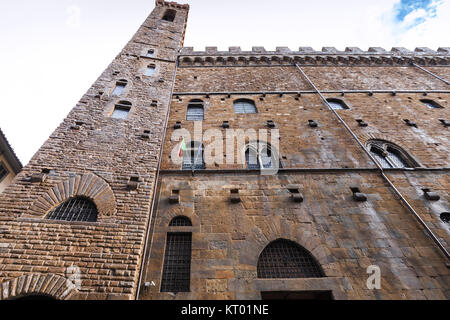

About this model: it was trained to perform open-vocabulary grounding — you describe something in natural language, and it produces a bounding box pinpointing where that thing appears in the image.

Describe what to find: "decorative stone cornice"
[178,46,450,67]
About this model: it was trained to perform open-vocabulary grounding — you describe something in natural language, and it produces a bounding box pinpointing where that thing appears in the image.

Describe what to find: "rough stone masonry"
[0,0,449,300]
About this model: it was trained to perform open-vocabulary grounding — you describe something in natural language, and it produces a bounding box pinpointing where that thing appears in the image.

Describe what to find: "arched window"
[162,9,176,22]
[257,239,325,278]
[111,79,127,96]
[46,197,98,222]
[160,232,192,292]
[145,64,155,76]
[234,99,257,114]
[245,142,280,170]
[111,100,132,119]
[183,141,205,170]
[186,99,204,121]
[326,98,349,110]
[169,216,192,226]
[420,99,443,109]
[367,140,417,168]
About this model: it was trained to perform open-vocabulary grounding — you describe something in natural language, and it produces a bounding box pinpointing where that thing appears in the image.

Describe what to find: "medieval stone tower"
[0,1,449,300]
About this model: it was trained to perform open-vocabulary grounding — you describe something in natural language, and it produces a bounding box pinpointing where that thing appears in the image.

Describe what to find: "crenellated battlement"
[155,0,189,10]
[177,46,450,67]
[180,46,450,56]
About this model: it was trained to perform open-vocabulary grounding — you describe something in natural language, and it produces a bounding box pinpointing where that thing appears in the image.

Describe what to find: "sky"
[0,0,448,165]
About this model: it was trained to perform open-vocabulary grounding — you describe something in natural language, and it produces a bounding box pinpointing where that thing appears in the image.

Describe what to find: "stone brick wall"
[140,51,449,299]
[141,173,449,300]
[0,1,189,300]
[1,0,449,301]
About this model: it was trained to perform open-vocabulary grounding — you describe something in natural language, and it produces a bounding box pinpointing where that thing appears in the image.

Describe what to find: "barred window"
[326,98,348,110]
[234,99,257,114]
[111,79,127,96]
[46,197,98,222]
[367,140,416,168]
[421,99,443,109]
[257,239,325,279]
[186,100,204,121]
[111,101,132,119]
[161,233,192,292]
[0,161,8,182]
[169,216,192,226]
[183,141,205,170]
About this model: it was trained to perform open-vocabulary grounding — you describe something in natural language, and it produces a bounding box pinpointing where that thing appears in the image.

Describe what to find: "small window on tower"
[420,99,443,109]
[111,101,132,120]
[111,79,127,96]
[326,98,349,110]
[162,9,176,22]
[146,49,155,57]
[145,64,156,76]
[0,161,9,182]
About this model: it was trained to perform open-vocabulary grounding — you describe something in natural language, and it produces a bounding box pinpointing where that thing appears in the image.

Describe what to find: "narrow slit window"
[111,101,132,119]
[160,233,192,292]
[145,65,156,76]
[111,80,127,96]
[0,162,9,182]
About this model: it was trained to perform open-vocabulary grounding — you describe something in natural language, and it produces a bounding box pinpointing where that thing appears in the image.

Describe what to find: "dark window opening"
[46,196,98,222]
[160,233,192,292]
[421,99,443,109]
[257,239,325,279]
[0,161,9,182]
[440,212,450,224]
[162,9,176,22]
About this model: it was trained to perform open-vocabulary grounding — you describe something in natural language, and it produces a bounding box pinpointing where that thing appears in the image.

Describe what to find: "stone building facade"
[0,1,449,300]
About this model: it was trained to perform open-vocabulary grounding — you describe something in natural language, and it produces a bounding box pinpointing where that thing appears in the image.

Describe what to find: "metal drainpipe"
[410,62,450,85]
[135,56,180,300]
[295,63,450,260]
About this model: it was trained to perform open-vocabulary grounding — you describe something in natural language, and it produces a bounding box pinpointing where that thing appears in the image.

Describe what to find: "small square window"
[111,105,130,119]
[145,65,156,76]
[146,49,154,57]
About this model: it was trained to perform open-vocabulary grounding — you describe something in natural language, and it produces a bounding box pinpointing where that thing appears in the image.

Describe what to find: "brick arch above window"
[25,173,117,220]
[0,273,79,300]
